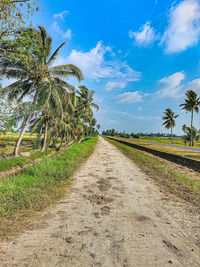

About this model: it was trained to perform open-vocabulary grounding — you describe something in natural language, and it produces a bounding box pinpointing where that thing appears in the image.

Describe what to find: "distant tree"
[111,129,115,136]
[180,90,200,146]
[0,0,39,38]
[182,124,199,146]
[162,108,179,144]
[97,124,101,130]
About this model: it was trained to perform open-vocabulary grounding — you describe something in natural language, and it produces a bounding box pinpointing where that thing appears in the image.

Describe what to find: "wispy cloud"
[63,29,72,40]
[161,0,200,53]
[52,22,62,34]
[105,81,127,91]
[55,42,141,87]
[116,91,143,104]
[51,22,72,40]
[129,21,157,46]
[185,78,200,94]
[53,10,69,20]
[156,72,185,99]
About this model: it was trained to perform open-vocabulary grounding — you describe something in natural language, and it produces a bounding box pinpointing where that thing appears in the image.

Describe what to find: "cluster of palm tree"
[162,90,200,146]
[0,26,100,156]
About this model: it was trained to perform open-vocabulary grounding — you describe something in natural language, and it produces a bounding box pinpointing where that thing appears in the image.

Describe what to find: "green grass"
[0,136,97,219]
[30,149,53,160]
[0,157,28,172]
[106,138,200,206]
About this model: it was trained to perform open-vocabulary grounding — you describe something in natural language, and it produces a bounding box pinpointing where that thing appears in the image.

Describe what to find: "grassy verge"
[0,157,28,172]
[0,136,98,240]
[106,138,200,207]
[30,149,53,160]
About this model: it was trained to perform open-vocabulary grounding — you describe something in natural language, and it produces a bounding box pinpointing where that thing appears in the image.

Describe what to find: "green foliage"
[0,0,39,38]
[182,124,199,145]
[30,149,53,159]
[0,157,28,171]
[162,108,179,129]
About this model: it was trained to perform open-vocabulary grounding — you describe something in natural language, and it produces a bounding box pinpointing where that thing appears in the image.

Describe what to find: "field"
[129,136,200,148]
[0,133,62,174]
[114,137,200,161]
[0,132,37,156]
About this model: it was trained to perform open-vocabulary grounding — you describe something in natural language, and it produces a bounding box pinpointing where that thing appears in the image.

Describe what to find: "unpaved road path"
[0,137,200,267]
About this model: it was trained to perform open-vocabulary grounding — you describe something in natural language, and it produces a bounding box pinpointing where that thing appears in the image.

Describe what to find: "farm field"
[129,137,200,148]
[0,133,62,174]
[113,137,200,161]
[0,132,37,156]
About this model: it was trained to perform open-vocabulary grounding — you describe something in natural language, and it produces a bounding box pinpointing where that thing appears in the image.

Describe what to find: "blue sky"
[19,0,200,133]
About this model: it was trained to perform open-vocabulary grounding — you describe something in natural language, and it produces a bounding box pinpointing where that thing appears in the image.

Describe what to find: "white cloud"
[53,10,69,20]
[56,41,141,84]
[52,22,62,34]
[186,78,200,94]
[105,81,127,91]
[156,72,185,99]
[63,29,72,40]
[51,22,72,40]
[161,0,200,53]
[116,91,143,104]
[129,21,157,46]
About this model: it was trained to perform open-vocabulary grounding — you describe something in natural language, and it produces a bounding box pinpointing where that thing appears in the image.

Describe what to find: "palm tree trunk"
[190,110,194,146]
[13,90,39,156]
[41,120,48,152]
[171,127,174,144]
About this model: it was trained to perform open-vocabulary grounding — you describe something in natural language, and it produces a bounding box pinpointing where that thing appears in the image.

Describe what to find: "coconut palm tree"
[182,124,199,146]
[0,25,83,155]
[162,108,179,144]
[76,86,99,118]
[180,90,200,146]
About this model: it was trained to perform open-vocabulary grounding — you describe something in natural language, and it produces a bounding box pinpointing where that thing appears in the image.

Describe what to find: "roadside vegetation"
[0,136,97,240]
[106,138,200,207]
[0,157,28,171]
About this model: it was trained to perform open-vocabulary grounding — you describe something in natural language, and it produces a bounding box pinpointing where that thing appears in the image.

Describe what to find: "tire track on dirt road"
[0,136,199,266]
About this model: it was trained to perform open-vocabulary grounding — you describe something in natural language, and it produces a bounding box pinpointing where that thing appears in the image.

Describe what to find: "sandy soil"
[0,136,199,267]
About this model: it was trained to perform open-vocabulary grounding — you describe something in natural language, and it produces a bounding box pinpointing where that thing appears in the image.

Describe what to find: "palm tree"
[76,86,99,118]
[0,26,83,155]
[180,90,200,146]
[162,108,179,144]
[182,124,199,146]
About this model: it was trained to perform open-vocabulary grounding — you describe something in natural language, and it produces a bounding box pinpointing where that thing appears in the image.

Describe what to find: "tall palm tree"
[162,108,179,144]
[0,25,83,155]
[180,90,200,146]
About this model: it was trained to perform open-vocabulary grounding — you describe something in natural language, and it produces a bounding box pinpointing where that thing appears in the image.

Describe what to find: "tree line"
[102,129,179,139]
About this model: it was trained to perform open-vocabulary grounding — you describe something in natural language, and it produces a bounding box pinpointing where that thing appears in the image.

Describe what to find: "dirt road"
[0,137,199,266]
